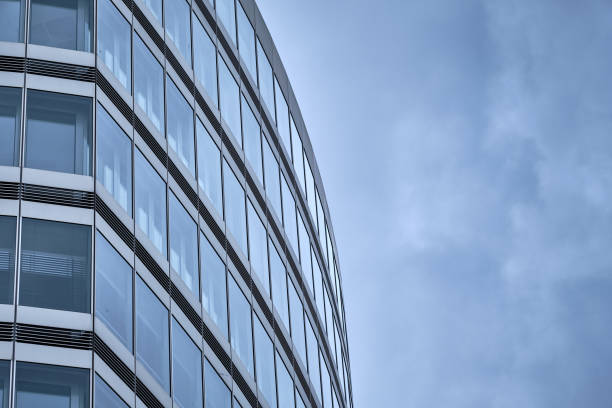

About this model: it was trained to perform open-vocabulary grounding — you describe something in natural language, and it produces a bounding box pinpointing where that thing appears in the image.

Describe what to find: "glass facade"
[0,0,353,406]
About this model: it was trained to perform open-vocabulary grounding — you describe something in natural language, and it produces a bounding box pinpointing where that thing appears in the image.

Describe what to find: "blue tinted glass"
[204,359,231,408]
[135,149,167,256]
[216,0,235,45]
[0,0,25,42]
[290,119,305,192]
[298,214,312,290]
[0,86,21,167]
[296,392,306,408]
[219,58,241,143]
[165,0,191,63]
[25,90,92,176]
[136,276,170,391]
[29,0,93,51]
[20,218,91,313]
[96,104,132,215]
[172,319,203,408]
[95,375,128,408]
[134,34,164,133]
[313,258,324,320]
[169,193,198,297]
[223,160,247,254]
[263,139,281,218]
[257,40,274,117]
[16,362,89,408]
[306,318,321,403]
[305,158,316,220]
[276,353,294,408]
[247,201,268,294]
[241,95,262,182]
[229,276,253,374]
[254,317,275,408]
[269,240,288,329]
[167,78,195,175]
[237,3,256,81]
[281,175,298,254]
[0,360,9,408]
[97,0,130,91]
[288,280,306,366]
[200,234,227,337]
[274,78,290,150]
[142,0,161,22]
[96,232,132,351]
[321,359,331,408]
[196,120,223,215]
[0,217,16,305]
[193,14,218,106]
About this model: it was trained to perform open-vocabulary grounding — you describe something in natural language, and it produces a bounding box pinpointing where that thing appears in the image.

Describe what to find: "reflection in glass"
[216,0,235,44]
[237,3,256,80]
[134,34,164,133]
[254,317,276,408]
[276,353,294,408]
[0,86,21,167]
[172,319,203,408]
[289,279,306,366]
[95,374,128,408]
[98,0,131,91]
[269,239,289,329]
[229,276,253,375]
[257,40,274,117]
[0,217,16,305]
[0,0,25,42]
[219,58,241,143]
[193,14,218,106]
[169,192,198,297]
[263,138,281,218]
[247,201,268,294]
[291,119,305,192]
[223,160,247,254]
[204,359,231,408]
[274,78,290,150]
[298,214,313,291]
[29,0,93,51]
[15,362,89,408]
[142,0,161,22]
[282,175,298,253]
[135,149,167,256]
[0,360,9,407]
[306,317,321,403]
[167,78,195,175]
[242,95,262,182]
[201,234,227,337]
[196,120,223,215]
[165,0,191,63]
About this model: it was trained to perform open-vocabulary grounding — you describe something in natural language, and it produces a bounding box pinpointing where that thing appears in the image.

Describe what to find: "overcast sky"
[256,1,612,406]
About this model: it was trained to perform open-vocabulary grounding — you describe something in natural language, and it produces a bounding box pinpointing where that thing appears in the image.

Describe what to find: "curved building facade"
[0,0,352,407]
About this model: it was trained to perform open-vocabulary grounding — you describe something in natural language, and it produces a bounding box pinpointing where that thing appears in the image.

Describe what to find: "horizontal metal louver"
[16,323,92,349]
[96,71,133,123]
[198,199,225,246]
[232,364,257,407]
[136,378,165,408]
[167,159,198,208]
[251,286,273,327]
[202,324,231,373]
[22,184,94,208]
[216,31,240,72]
[95,195,135,249]
[0,182,20,200]
[274,325,293,368]
[245,170,266,214]
[0,322,14,342]
[195,88,221,135]
[170,284,202,331]
[166,51,194,92]
[93,334,135,389]
[134,117,167,166]
[221,131,244,175]
[226,244,251,291]
[135,239,170,291]
[132,4,165,52]
[27,59,96,82]
[238,69,258,110]
[0,55,25,73]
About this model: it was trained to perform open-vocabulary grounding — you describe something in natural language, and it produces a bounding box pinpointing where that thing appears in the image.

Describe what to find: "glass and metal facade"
[0,0,352,406]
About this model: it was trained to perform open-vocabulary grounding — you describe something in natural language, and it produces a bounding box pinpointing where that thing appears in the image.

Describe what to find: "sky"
[256,1,612,406]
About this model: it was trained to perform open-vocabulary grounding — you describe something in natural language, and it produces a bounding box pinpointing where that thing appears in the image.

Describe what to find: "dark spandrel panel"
[15,323,92,350]
[135,239,169,291]
[135,377,165,408]
[27,59,96,82]
[97,71,134,123]
[170,284,202,332]
[95,195,135,250]
[0,56,25,73]
[22,184,94,209]
[93,334,136,389]
[15,362,90,408]
[19,218,92,314]
[168,159,198,208]
[132,3,164,52]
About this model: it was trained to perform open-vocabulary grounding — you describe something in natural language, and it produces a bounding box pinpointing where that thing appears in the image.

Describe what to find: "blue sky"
[257,1,612,406]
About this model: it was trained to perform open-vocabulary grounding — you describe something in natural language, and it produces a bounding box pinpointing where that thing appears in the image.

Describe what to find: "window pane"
[269,240,288,329]
[229,275,253,375]
[142,0,161,22]
[134,34,164,133]
[20,218,91,313]
[167,78,195,175]
[288,280,306,367]
[196,120,223,215]
[95,375,128,408]
[0,361,8,407]
[95,232,132,351]
[0,217,16,305]
[219,58,241,143]
[254,317,275,408]
[216,0,235,45]
[0,0,25,42]
[97,0,130,91]
[200,234,227,337]
[204,359,231,408]
[281,175,298,254]
[290,119,305,192]
[274,78,290,151]
[135,149,167,256]
[263,138,281,218]
[172,319,203,408]
[96,104,132,215]
[257,40,274,117]
[313,258,324,320]
[25,90,92,176]
[169,193,198,297]
[306,318,321,403]
[317,193,326,254]
[298,214,312,291]
[165,0,191,64]
[237,3,255,81]
[223,160,247,254]
[276,353,294,408]
[247,201,268,295]
[296,392,306,408]
[321,359,331,408]
[16,362,89,408]
[241,95,262,182]
[136,276,170,392]
[0,86,21,167]
[305,158,316,220]
[193,14,218,107]
[29,0,93,51]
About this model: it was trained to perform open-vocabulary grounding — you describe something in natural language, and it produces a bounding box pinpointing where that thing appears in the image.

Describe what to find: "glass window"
[136,276,170,392]
[201,234,227,337]
[254,316,275,408]
[172,319,203,408]
[223,160,247,254]
[288,279,306,367]
[241,95,262,182]
[305,158,316,220]
[96,104,132,215]
[193,14,218,106]
[298,214,313,291]
[296,392,306,408]
[219,57,241,142]
[229,275,253,375]
[216,0,235,45]
[282,175,298,254]
[321,359,331,408]
[269,239,288,329]
[237,3,256,81]
[15,362,89,408]
[306,317,321,403]
[313,258,324,319]
[95,374,128,408]
[290,119,305,192]
[276,353,294,408]
[167,78,195,175]
[0,360,8,408]
[204,359,231,408]
[165,0,191,64]
[29,0,93,52]
[197,120,223,215]
[274,78,290,150]
[169,192,198,297]
[317,193,326,254]
[257,40,274,117]
[0,86,21,167]
[263,138,281,218]
[97,0,130,91]
[143,0,161,22]
[25,90,92,176]
[247,201,268,295]
[20,218,91,313]
[0,0,25,42]
[134,34,164,133]
[95,232,132,351]
[0,216,16,305]
[135,149,167,256]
